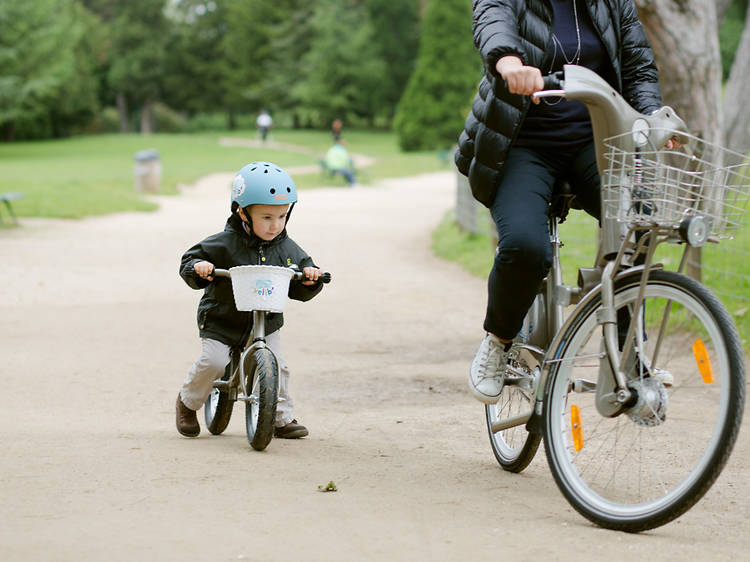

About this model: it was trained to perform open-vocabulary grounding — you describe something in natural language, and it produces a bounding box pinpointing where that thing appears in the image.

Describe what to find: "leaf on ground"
[317,480,338,492]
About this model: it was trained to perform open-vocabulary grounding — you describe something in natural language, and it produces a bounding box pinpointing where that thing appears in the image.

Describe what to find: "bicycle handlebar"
[531,65,690,159]
[210,267,332,284]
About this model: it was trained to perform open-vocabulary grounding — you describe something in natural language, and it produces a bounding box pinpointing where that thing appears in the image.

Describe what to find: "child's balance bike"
[203,265,330,450]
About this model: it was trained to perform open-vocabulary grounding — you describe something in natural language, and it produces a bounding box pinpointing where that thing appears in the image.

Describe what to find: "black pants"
[484,142,600,340]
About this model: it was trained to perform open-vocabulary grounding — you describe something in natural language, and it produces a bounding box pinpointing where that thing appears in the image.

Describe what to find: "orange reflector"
[571,405,583,452]
[692,338,714,384]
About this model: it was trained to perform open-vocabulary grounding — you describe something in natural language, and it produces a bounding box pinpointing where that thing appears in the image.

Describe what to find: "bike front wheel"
[244,347,279,451]
[543,270,745,532]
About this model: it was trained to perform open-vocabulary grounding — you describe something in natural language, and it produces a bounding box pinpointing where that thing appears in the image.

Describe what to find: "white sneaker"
[469,333,507,404]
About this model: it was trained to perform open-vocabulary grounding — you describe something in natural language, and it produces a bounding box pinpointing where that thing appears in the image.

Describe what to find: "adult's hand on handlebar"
[194,260,215,281]
[496,56,545,104]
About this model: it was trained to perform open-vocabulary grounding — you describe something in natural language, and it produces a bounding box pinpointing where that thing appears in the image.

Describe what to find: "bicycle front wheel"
[244,347,279,451]
[543,270,745,532]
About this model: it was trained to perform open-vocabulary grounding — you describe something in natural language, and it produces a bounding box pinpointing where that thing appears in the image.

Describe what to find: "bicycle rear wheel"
[204,364,234,435]
[244,347,279,451]
[543,270,744,532]
[486,347,541,472]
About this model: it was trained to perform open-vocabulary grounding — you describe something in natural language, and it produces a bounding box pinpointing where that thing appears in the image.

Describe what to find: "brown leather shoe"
[274,419,308,439]
[176,393,200,437]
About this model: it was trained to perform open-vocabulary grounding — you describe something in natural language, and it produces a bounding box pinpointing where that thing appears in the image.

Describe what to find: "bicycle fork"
[213,310,279,404]
[594,227,666,417]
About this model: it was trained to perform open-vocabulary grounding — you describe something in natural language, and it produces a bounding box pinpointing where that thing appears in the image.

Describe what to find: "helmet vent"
[286,187,291,192]
[270,188,276,194]
[264,169,268,173]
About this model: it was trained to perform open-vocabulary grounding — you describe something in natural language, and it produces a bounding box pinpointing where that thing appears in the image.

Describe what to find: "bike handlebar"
[531,65,690,171]
[210,267,332,284]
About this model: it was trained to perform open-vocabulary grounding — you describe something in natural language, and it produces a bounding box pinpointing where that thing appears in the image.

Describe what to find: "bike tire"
[204,364,234,435]
[486,347,542,472]
[542,270,744,532]
[244,347,279,451]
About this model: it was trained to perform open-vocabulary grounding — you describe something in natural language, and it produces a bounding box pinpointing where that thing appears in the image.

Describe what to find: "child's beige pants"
[179,331,294,427]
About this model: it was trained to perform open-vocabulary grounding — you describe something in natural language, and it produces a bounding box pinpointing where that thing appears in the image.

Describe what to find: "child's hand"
[194,261,215,280]
[302,266,322,285]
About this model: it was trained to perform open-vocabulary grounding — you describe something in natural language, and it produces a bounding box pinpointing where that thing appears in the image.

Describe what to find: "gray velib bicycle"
[202,265,330,451]
[486,64,749,532]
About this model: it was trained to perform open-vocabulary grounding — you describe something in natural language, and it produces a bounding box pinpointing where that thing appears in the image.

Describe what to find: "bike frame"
[499,65,693,430]
[210,270,280,404]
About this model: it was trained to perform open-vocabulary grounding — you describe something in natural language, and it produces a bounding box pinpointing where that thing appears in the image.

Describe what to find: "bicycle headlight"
[679,216,709,247]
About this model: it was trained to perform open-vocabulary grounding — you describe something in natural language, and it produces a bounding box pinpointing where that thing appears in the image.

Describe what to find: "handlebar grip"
[292,271,332,284]
[542,71,563,90]
[211,268,230,278]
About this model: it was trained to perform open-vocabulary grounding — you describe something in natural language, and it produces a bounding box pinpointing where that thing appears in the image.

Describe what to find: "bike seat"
[550,180,581,223]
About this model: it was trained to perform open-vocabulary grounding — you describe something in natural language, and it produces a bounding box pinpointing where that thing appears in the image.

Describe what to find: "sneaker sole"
[468,379,502,405]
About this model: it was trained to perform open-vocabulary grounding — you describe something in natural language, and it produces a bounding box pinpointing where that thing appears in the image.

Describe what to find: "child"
[176,161,324,438]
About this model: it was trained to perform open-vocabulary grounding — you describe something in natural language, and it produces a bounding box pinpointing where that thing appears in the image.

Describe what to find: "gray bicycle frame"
[499,65,690,430]
[211,268,279,403]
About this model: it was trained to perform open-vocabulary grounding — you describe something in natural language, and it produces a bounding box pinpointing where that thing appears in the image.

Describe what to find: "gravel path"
[1,171,748,561]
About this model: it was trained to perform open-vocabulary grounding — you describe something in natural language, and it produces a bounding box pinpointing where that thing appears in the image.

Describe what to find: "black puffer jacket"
[455,0,663,207]
[180,212,322,347]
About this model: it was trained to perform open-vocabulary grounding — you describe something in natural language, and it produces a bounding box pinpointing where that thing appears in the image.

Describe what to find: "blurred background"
[0,0,747,343]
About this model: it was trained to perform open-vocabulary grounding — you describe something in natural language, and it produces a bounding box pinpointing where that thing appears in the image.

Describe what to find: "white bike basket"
[602,131,750,240]
[228,265,293,313]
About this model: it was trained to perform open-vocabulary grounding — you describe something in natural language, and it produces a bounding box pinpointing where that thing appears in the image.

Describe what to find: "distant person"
[256,109,273,141]
[331,119,344,143]
[175,162,326,439]
[324,141,356,187]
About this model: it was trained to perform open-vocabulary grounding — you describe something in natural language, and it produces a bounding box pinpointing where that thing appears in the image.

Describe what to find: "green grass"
[0,129,449,219]
[433,210,749,350]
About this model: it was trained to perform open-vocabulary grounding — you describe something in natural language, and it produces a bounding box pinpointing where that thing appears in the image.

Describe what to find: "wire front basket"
[602,131,750,240]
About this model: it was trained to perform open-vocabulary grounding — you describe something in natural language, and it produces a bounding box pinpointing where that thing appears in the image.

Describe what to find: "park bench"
[0,192,23,227]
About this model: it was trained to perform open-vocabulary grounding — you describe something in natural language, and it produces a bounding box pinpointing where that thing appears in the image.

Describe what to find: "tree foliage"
[2,0,748,145]
[0,1,99,140]
[393,0,478,150]
[162,0,228,117]
[296,0,388,126]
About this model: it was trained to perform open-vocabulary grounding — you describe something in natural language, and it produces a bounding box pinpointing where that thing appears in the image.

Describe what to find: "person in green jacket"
[324,141,357,186]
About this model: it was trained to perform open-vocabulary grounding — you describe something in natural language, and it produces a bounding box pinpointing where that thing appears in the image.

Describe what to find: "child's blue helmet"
[231,161,298,210]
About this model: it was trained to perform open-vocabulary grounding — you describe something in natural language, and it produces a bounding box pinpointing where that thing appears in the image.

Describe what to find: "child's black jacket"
[180,212,322,347]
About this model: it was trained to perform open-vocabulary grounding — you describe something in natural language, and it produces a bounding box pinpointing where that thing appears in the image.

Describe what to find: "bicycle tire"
[486,347,542,472]
[244,347,279,451]
[542,270,744,532]
[204,364,234,435]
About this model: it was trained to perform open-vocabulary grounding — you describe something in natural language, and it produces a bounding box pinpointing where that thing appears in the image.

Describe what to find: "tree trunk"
[723,2,750,152]
[635,0,723,144]
[116,93,129,133]
[140,100,154,134]
[635,0,725,282]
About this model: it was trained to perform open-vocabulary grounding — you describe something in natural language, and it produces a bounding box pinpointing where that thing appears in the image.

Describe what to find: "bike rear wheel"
[486,347,542,472]
[244,347,279,451]
[543,270,745,532]
[204,364,234,435]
